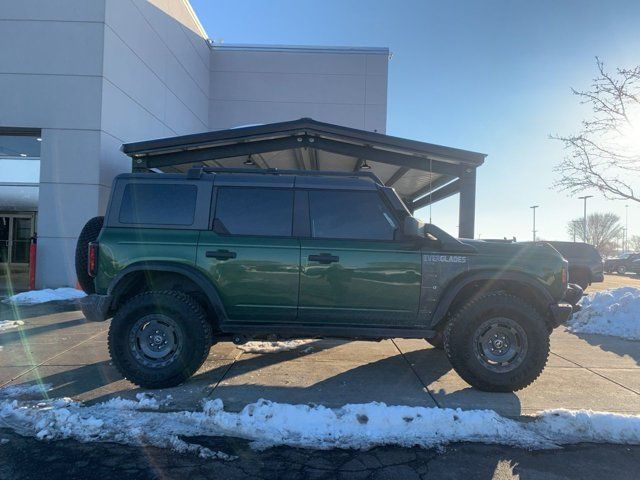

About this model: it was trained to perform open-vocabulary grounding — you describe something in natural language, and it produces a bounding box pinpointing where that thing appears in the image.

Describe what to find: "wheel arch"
[107,261,227,327]
[429,270,555,329]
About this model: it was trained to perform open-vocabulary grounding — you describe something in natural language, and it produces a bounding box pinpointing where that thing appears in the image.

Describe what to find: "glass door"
[0,214,35,292]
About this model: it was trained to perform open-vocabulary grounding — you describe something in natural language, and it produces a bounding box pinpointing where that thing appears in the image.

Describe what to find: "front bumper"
[548,283,584,328]
[79,294,113,322]
[549,302,573,327]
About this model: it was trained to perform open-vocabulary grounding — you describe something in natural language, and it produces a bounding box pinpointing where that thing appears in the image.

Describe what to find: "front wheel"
[108,291,212,389]
[617,265,627,275]
[444,292,549,392]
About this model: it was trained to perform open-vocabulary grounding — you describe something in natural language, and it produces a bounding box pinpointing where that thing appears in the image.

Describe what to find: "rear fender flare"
[107,261,228,322]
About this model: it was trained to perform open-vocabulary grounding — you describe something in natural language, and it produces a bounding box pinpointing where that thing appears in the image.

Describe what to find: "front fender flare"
[429,270,555,328]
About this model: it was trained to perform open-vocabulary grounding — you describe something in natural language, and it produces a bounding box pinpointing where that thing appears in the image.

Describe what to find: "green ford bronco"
[76,168,579,392]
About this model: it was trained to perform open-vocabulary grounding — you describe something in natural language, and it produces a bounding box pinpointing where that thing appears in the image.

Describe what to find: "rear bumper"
[79,294,112,322]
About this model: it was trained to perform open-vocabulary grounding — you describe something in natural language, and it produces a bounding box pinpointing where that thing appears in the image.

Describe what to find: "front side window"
[119,183,197,225]
[308,190,398,240]
[215,188,293,236]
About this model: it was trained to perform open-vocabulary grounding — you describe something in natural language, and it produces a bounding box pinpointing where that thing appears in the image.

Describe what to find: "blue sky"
[191,0,640,241]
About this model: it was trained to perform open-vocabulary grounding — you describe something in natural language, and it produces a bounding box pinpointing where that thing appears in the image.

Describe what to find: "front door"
[196,186,300,323]
[0,213,35,292]
[298,190,422,327]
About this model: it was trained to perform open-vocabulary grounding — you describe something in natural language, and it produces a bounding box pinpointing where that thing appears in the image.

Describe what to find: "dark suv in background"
[545,242,604,290]
[76,168,575,393]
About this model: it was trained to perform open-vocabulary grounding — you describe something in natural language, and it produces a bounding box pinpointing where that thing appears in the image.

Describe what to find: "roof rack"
[186,166,383,184]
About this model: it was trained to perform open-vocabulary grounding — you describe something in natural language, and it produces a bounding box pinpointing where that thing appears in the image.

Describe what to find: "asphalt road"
[1,428,638,480]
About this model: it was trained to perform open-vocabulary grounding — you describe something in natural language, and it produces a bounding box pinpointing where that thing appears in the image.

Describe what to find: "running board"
[219,322,437,340]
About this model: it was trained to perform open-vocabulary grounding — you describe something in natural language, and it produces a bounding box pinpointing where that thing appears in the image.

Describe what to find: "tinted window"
[215,188,293,236]
[308,190,398,240]
[119,183,197,225]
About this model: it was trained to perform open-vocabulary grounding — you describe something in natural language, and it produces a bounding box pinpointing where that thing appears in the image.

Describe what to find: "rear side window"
[308,190,398,240]
[215,187,293,236]
[119,183,197,225]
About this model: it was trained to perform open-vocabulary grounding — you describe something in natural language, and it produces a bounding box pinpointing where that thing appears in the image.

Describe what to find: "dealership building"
[0,0,483,290]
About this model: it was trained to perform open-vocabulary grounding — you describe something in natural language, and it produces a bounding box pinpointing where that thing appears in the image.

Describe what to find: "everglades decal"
[423,254,467,264]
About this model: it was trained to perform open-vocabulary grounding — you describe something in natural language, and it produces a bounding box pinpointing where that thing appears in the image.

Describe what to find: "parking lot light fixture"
[530,205,539,241]
[578,195,593,242]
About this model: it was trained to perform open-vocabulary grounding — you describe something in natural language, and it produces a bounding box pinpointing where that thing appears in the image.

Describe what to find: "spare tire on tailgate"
[75,216,104,294]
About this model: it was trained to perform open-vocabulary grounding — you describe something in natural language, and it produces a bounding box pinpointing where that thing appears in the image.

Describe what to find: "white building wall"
[209,45,388,133]
[0,1,389,288]
[0,0,211,287]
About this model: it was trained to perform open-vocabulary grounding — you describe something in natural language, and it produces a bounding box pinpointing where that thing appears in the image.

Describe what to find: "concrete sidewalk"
[1,307,639,417]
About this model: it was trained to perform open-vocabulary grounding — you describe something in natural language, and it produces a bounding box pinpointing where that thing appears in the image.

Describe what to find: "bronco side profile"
[77,168,576,392]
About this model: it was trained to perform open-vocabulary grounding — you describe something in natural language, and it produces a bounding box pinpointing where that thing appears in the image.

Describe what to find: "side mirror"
[403,216,423,238]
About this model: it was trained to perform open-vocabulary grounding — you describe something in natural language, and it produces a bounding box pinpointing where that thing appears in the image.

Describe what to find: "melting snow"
[237,339,316,353]
[568,287,640,340]
[5,288,86,305]
[0,320,24,332]
[1,385,640,459]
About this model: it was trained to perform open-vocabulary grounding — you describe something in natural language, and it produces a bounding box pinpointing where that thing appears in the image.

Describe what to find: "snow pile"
[568,287,640,340]
[237,339,316,354]
[0,320,24,332]
[5,288,86,305]
[2,385,640,458]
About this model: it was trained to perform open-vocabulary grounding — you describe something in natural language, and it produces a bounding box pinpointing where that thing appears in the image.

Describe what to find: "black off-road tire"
[444,292,549,392]
[74,216,104,294]
[426,329,444,350]
[617,265,627,275]
[108,291,213,389]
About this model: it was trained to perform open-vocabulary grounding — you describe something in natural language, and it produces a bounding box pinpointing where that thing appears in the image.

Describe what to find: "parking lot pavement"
[2,307,640,418]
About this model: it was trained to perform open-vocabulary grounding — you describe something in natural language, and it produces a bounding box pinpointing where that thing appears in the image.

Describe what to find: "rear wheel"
[570,270,590,290]
[617,265,627,275]
[108,291,212,388]
[444,292,549,392]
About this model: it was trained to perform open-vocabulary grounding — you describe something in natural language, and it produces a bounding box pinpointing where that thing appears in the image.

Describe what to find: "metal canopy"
[122,118,486,225]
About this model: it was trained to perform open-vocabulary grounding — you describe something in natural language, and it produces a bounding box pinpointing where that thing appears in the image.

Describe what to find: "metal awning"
[122,118,486,237]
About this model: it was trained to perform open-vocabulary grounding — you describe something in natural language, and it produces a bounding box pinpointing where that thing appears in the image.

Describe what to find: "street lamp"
[530,205,539,241]
[577,195,593,242]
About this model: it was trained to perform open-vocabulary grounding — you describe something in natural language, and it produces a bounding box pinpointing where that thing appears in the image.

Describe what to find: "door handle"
[206,250,237,260]
[308,254,339,264]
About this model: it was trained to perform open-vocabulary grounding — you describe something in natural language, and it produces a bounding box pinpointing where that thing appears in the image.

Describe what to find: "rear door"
[196,183,300,323]
[298,189,422,327]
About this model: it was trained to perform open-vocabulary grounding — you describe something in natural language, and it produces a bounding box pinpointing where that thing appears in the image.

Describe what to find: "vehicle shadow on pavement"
[8,341,520,416]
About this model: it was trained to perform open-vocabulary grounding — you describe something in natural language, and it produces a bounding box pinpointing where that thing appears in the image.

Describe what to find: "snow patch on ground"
[237,339,317,354]
[0,320,24,332]
[2,385,640,459]
[568,287,640,340]
[5,288,86,305]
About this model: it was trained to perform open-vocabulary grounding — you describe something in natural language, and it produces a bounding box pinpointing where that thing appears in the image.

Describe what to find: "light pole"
[578,195,593,242]
[530,205,539,241]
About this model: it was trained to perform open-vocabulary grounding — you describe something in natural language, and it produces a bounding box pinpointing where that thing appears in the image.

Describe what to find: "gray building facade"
[0,0,389,289]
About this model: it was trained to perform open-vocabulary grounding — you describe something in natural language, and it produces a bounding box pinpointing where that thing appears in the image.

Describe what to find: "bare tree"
[629,234,640,252]
[553,58,640,202]
[566,212,622,255]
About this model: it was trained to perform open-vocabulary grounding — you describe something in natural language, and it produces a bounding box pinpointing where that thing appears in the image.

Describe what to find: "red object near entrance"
[28,235,37,290]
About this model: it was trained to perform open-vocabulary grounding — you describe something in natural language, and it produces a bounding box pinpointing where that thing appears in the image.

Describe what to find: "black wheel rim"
[129,314,182,368]
[472,317,528,373]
